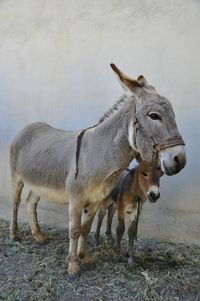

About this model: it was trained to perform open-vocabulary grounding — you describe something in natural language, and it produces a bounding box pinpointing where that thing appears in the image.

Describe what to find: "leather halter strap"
[134,117,185,154]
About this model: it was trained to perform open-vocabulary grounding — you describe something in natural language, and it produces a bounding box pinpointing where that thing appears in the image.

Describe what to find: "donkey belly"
[24,181,69,204]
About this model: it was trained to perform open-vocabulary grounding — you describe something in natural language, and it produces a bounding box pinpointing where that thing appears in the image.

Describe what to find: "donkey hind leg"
[95,202,108,245]
[10,178,24,240]
[105,202,117,243]
[78,203,99,266]
[26,191,46,243]
[67,199,82,278]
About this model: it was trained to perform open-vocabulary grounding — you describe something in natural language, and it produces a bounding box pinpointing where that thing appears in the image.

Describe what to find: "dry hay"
[0,218,200,301]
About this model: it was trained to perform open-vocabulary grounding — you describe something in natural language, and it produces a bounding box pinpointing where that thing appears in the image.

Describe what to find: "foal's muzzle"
[147,188,160,203]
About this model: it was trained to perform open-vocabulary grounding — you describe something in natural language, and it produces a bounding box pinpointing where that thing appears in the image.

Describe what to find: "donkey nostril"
[174,156,179,164]
[174,155,181,169]
[149,191,160,201]
[149,192,155,199]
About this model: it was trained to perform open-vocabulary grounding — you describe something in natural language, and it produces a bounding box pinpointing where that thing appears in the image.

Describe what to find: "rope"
[134,195,141,241]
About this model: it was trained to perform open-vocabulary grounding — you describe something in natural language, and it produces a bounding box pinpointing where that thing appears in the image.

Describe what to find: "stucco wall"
[0,0,200,244]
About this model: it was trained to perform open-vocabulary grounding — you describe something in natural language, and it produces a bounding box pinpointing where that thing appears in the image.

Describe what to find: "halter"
[134,116,185,160]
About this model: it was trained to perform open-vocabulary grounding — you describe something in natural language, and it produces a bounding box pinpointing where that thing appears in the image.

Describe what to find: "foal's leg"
[105,202,117,242]
[26,191,46,243]
[116,203,125,254]
[78,203,99,265]
[95,198,109,245]
[127,220,137,267]
[67,199,82,278]
[127,206,142,267]
[10,176,24,240]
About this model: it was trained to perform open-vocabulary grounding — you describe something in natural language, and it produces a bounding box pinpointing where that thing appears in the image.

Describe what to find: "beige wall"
[0,0,200,244]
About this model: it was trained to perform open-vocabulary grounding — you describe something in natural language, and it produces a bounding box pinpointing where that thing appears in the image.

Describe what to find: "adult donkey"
[9,64,186,278]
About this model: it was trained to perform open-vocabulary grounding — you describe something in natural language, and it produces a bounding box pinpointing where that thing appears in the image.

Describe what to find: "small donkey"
[95,160,163,267]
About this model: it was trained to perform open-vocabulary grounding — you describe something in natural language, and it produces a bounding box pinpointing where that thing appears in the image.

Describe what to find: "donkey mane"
[99,94,129,123]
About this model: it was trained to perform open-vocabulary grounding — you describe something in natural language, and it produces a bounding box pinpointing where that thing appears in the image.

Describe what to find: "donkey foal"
[95,161,163,267]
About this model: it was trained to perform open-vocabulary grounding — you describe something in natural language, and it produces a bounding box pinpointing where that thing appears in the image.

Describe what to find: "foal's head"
[136,161,163,203]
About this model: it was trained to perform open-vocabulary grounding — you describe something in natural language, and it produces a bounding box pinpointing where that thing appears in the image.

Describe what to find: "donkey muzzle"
[159,145,186,176]
[147,186,160,203]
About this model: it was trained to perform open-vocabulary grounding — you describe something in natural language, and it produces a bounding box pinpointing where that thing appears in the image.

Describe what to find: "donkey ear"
[137,75,147,86]
[110,63,144,92]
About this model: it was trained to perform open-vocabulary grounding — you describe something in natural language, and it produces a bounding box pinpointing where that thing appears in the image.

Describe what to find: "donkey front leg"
[127,220,137,268]
[116,204,125,254]
[26,191,46,243]
[78,203,99,266]
[127,206,142,267]
[67,199,82,278]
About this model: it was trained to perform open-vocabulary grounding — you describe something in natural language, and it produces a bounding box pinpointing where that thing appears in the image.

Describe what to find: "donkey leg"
[127,206,142,267]
[67,200,82,278]
[127,220,137,268]
[105,202,117,243]
[78,203,99,265]
[26,191,46,243]
[116,204,125,254]
[95,204,107,245]
[10,177,24,240]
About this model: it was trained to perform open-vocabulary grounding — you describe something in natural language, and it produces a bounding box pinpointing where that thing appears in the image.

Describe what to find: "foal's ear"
[110,63,146,92]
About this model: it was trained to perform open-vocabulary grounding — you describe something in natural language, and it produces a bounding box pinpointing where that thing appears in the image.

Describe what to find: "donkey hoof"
[68,273,79,282]
[128,257,136,269]
[34,233,47,244]
[95,239,100,246]
[114,251,123,263]
[67,262,80,279]
[108,236,115,245]
[106,232,115,244]
[10,234,21,242]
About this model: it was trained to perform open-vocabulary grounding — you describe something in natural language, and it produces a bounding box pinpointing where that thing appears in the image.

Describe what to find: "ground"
[0,218,200,301]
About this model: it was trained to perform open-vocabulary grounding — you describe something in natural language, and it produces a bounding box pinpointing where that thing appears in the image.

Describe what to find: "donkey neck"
[132,168,146,201]
[92,97,137,171]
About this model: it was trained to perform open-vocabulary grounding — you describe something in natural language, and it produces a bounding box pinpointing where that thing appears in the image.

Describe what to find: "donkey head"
[111,64,186,176]
[137,161,163,203]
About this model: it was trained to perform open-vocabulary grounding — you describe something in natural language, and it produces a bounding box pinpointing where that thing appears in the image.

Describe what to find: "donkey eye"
[149,113,162,121]
[142,172,148,178]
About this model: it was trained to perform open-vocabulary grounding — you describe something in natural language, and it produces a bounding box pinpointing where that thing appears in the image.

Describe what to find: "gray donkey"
[9,64,186,279]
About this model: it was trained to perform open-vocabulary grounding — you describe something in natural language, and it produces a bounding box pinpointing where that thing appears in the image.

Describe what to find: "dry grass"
[0,218,200,301]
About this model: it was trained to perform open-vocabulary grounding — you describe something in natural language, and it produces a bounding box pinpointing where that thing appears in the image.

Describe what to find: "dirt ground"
[0,218,200,301]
